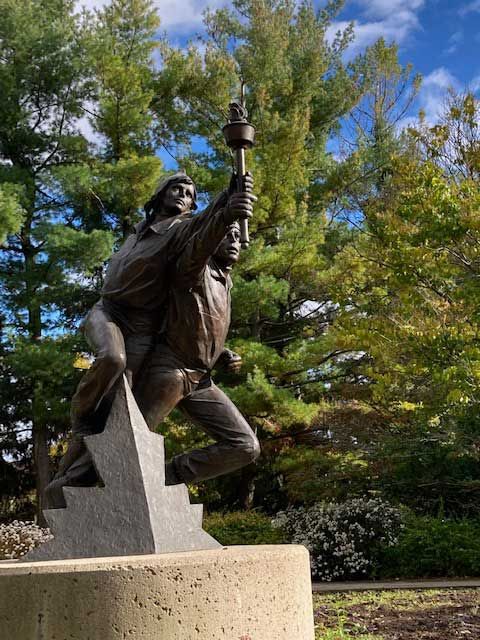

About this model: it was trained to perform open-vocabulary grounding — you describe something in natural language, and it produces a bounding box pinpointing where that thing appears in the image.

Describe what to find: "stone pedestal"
[0,545,314,640]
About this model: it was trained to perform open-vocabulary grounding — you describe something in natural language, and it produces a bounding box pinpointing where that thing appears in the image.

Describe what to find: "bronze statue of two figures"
[45,103,258,510]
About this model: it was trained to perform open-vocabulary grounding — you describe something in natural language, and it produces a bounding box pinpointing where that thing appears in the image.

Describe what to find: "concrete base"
[0,545,314,639]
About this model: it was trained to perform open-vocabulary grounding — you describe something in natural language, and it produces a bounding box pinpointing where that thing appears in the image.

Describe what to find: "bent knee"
[97,350,127,377]
[250,435,261,462]
[238,433,261,464]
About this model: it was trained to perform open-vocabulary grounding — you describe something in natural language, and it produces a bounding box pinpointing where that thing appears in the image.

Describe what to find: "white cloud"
[423,67,459,90]
[459,0,480,16]
[470,75,480,93]
[407,67,459,125]
[75,114,105,148]
[355,0,425,20]
[76,0,231,33]
[423,68,459,116]
[444,29,463,55]
[327,0,424,57]
[157,0,230,32]
[397,69,480,129]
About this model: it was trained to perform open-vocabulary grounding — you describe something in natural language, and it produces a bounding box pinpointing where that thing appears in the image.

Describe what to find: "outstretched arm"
[166,173,254,257]
[173,184,256,287]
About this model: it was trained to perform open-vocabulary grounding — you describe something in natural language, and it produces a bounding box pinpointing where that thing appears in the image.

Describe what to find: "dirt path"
[313,578,480,592]
[313,588,480,639]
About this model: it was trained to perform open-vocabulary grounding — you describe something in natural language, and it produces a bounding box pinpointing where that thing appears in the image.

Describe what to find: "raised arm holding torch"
[223,99,256,248]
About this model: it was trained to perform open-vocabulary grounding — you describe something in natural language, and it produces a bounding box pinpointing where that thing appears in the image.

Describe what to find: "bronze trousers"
[70,301,153,434]
[135,345,260,484]
[46,309,259,508]
[45,302,153,508]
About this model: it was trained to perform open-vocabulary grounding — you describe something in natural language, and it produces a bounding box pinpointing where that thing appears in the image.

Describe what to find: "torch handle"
[235,147,249,247]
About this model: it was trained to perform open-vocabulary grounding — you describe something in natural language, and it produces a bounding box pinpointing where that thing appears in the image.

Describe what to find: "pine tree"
[0,0,116,521]
[73,0,163,239]
[154,0,367,508]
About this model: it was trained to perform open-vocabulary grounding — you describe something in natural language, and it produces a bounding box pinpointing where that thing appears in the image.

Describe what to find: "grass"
[313,588,480,639]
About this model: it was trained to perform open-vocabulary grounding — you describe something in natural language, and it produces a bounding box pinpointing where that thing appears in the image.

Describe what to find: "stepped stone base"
[0,545,314,640]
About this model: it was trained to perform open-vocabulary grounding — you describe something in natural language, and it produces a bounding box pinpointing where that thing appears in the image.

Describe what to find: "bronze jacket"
[100,191,228,336]
[162,216,235,371]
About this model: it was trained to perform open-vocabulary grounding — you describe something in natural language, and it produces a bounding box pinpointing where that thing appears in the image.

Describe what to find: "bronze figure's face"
[215,223,241,267]
[161,180,196,216]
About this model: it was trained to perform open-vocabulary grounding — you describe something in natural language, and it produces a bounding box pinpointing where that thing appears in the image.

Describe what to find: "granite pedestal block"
[26,376,219,561]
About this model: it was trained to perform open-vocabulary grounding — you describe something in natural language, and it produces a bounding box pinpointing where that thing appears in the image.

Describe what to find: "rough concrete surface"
[0,545,314,640]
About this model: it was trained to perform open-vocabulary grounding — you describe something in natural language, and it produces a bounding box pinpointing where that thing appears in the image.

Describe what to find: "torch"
[223,99,255,248]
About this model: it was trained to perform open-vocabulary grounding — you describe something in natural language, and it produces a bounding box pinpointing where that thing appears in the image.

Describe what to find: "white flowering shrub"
[273,498,403,581]
[0,520,52,559]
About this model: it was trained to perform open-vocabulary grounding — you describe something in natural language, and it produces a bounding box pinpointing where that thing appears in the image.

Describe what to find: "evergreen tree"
[4,0,470,521]
[155,0,366,509]
[68,0,163,240]
[0,0,163,520]
[0,0,114,521]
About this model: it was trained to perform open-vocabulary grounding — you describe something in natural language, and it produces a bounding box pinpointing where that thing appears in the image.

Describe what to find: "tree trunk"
[237,463,257,510]
[24,227,48,524]
[33,419,50,526]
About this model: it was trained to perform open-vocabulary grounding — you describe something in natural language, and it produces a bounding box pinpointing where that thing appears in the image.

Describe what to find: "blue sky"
[335,0,480,120]
[79,0,480,159]
[141,0,480,121]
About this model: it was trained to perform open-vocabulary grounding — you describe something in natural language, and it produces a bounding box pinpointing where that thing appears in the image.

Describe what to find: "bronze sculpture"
[135,220,260,486]
[223,100,255,248]
[45,102,257,510]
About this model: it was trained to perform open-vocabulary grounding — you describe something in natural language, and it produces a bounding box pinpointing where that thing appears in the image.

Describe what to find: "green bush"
[379,515,480,578]
[203,511,285,545]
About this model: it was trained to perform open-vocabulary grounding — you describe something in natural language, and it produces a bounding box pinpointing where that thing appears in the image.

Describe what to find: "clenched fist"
[217,349,242,374]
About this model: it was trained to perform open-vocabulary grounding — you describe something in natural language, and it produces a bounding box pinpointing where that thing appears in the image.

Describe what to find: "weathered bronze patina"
[135,220,260,485]
[45,165,257,508]
[223,101,255,248]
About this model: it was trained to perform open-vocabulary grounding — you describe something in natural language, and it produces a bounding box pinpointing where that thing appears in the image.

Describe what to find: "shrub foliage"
[203,511,285,546]
[380,515,480,578]
[0,520,52,559]
[274,498,403,581]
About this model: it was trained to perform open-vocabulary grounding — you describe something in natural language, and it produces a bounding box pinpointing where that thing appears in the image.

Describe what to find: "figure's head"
[144,172,197,221]
[214,222,241,268]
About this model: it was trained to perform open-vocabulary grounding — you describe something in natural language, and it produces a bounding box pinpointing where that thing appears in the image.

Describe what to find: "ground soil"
[313,589,480,639]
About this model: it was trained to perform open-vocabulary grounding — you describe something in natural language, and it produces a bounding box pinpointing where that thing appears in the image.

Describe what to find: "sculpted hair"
[144,174,197,223]
[144,193,162,223]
